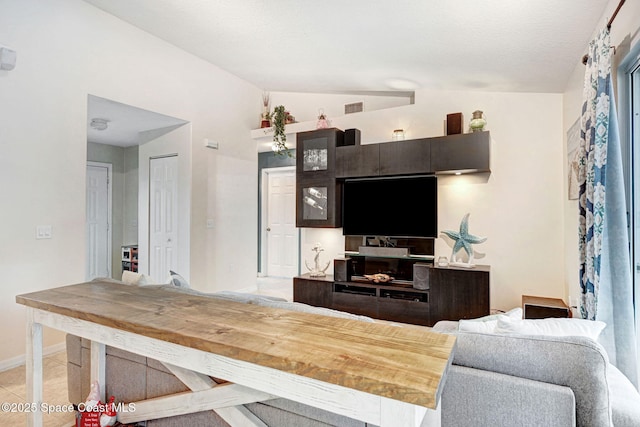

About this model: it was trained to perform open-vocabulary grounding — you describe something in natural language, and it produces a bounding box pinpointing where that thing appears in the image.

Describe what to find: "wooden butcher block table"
[17,281,455,426]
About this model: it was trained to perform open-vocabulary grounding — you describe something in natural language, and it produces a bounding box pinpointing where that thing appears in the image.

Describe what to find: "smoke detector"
[90,118,110,131]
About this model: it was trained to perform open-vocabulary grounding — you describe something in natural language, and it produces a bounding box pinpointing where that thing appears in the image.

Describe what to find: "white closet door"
[266,169,298,277]
[86,163,111,280]
[149,155,178,283]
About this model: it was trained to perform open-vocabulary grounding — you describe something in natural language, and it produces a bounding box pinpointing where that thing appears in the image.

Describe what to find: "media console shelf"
[294,264,490,327]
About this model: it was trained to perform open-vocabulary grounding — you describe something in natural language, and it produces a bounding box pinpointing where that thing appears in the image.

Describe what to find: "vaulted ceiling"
[83,0,610,94]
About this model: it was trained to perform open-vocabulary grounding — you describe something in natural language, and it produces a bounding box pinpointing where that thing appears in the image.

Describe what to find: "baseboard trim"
[0,342,66,373]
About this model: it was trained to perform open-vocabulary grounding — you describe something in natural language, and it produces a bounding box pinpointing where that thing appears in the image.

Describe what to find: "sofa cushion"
[607,363,640,427]
[494,316,606,341]
[458,307,522,333]
[452,332,612,427]
[441,365,576,427]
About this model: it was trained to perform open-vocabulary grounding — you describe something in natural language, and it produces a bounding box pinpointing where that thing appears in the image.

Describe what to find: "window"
[620,44,640,368]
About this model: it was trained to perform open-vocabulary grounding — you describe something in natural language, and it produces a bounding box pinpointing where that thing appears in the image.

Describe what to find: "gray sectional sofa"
[433,321,640,427]
[66,283,640,426]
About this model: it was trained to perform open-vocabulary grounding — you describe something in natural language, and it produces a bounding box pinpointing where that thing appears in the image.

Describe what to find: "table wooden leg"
[380,397,439,427]
[90,341,106,402]
[25,308,43,427]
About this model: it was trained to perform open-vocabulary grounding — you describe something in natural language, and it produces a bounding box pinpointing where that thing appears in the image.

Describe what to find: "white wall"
[0,0,261,365]
[278,89,564,311]
[562,0,640,304]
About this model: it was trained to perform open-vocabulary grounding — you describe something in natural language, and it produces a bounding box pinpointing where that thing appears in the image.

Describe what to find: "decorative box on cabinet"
[296,128,344,228]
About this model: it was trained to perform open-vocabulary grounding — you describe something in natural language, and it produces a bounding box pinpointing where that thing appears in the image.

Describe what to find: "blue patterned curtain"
[578,28,638,387]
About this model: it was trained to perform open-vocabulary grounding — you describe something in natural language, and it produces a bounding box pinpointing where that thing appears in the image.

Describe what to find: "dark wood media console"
[294,265,490,327]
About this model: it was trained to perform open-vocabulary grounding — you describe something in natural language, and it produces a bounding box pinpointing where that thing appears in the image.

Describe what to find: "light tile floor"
[0,351,75,427]
[255,276,294,301]
[0,276,294,427]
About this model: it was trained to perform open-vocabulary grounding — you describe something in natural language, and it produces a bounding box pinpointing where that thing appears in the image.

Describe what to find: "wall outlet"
[206,218,214,228]
[36,225,52,239]
[568,295,579,308]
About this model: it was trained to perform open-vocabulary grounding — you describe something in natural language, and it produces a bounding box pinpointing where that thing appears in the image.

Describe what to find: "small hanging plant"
[271,105,291,157]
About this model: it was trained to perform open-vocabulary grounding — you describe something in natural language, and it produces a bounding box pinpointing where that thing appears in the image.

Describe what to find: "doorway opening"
[85,94,188,283]
[260,166,299,278]
[85,162,112,280]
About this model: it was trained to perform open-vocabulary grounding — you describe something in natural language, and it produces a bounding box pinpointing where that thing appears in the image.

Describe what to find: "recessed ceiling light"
[385,79,420,90]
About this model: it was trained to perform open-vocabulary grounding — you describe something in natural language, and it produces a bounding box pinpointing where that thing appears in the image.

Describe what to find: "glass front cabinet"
[296,128,344,228]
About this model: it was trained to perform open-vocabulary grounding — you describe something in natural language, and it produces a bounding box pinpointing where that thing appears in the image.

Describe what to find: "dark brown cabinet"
[296,128,343,180]
[430,131,490,173]
[296,179,342,228]
[296,128,344,228]
[428,265,490,322]
[334,131,489,179]
[379,139,431,176]
[296,129,490,228]
[294,264,489,327]
[293,275,333,307]
[335,144,379,178]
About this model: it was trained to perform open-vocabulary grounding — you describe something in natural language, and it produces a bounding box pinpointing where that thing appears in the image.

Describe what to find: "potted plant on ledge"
[271,105,292,157]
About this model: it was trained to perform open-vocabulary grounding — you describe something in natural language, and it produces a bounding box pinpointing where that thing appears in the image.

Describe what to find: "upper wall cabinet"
[379,138,431,176]
[296,129,490,228]
[336,131,490,178]
[296,128,344,228]
[430,131,490,173]
[335,144,379,178]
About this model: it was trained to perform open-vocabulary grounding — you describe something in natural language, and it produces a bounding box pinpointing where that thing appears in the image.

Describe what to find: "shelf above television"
[343,251,435,261]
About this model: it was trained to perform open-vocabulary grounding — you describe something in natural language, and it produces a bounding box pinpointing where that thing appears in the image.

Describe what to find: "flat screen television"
[342,175,437,238]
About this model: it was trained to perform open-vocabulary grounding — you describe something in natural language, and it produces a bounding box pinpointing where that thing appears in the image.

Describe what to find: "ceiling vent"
[344,102,364,115]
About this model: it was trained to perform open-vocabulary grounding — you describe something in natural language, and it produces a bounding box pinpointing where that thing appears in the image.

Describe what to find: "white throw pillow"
[122,270,156,286]
[494,316,606,341]
[458,307,522,333]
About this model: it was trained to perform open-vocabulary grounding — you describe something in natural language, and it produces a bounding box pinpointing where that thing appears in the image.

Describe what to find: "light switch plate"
[0,47,17,71]
[36,225,52,239]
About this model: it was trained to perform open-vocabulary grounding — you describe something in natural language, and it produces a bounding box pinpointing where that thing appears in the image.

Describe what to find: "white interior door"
[265,168,298,277]
[86,162,112,280]
[149,155,178,282]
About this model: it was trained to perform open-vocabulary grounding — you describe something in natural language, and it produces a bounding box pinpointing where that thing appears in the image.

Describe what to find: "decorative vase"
[316,109,330,129]
[261,92,271,128]
[392,129,405,141]
[469,110,487,132]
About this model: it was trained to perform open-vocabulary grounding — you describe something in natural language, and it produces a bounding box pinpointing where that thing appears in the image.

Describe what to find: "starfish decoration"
[441,213,487,265]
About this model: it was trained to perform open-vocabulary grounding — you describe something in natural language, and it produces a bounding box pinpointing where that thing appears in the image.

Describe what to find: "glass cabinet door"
[296,128,343,228]
[302,185,328,220]
[302,137,329,172]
